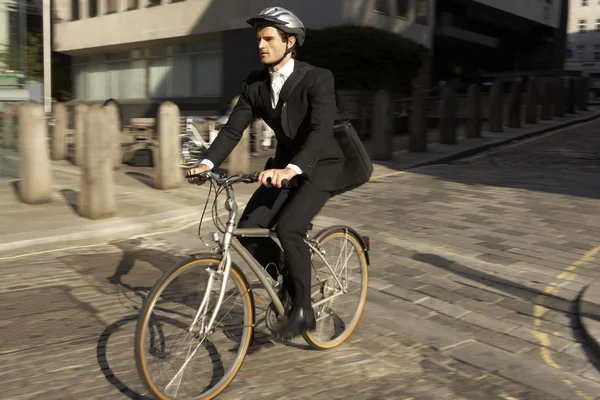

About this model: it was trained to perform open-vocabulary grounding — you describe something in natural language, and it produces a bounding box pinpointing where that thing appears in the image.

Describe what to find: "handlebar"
[186,170,295,189]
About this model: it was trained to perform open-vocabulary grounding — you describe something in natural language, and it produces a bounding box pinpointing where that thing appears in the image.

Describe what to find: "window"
[71,0,79,20]
[124,60,147,98]
[577,44,586,59]
[566,48,573,59]
[106,0,117,14]
[579,19,587,33]
[86,62,107,100]
[396,0,409,18]
[193,52,222,97]
[172,56,192,97]
[374,0,389,14]
[148,57,170,98]
[88,0,97,17]
[415,0,429,25]
[108,61,128,98]
[582,0,588,6]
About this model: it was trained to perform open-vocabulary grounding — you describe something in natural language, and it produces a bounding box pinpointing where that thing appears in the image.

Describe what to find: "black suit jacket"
[203,60,346,193]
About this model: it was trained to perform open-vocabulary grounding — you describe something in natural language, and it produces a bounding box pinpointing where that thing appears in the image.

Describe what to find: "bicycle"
[134,169,370,399]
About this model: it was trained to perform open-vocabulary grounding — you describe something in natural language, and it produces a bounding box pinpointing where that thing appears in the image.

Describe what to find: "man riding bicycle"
[187,6,351,339]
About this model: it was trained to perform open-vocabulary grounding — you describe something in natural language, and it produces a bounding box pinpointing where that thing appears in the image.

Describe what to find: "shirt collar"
[269,58,295,79]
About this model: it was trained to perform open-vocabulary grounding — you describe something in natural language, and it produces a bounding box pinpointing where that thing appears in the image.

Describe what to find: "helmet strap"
[266,43,294,69]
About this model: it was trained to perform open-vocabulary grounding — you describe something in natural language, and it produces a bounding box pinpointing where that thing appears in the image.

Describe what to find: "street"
[2,119,600,399]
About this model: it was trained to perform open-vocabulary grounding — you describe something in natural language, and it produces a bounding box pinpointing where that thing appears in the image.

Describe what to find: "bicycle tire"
[134,256,255,399]
[302,226,369,350]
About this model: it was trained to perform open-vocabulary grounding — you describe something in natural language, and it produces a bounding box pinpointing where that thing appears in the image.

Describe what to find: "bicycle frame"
[189,173,350,336]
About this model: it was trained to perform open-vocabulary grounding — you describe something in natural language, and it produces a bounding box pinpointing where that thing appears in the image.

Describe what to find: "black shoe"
[275,306,316,339]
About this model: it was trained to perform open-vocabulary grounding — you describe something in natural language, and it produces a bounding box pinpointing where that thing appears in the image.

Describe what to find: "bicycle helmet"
[247,7,306,47]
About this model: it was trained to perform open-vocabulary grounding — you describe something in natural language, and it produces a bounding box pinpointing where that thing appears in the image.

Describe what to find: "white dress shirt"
[200,58,303,175]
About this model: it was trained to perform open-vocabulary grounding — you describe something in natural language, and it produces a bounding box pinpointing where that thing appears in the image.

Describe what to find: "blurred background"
[0,0,596,180]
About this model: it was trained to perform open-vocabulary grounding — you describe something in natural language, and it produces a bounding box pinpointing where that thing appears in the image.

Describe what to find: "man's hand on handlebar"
[259,167,297,188]
[186,164,211,185]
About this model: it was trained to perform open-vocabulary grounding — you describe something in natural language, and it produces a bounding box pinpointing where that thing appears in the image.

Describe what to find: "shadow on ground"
[413,251,600,370]
[76,239,282,398]
[403,121,600,199]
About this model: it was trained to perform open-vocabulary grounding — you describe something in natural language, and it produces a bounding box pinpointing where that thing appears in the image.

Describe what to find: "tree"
[0,31,71,98]
[298,25,428,93]
[0,31,43,81]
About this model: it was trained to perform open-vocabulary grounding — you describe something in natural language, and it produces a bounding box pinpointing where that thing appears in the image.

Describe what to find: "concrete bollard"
[78,105,116,219]
[154,101,182,189]
[507,81,521,128]
[370,89,393,160]
[466,84,481,139]
[580,77,589,111]
[439,86,457,144]
[51,102,68,160]
[252,119,263,154]
[409,87,427,152]
[226,96,250,174]
[229,127,251,175]
[18,102,53,204]
[576,77,585,111]
[488,80,503,132]
[541,78,553,120]
[104,102,122,169]
[524,78,538,124]
[566,78,576,114]
[554,78,565,118]
[74,103,88,166]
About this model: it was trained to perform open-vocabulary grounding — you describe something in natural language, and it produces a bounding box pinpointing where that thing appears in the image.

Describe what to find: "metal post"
[20,0,27,79]
[43,0,52,114]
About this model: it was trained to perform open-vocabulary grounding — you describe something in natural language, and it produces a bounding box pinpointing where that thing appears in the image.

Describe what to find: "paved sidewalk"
[0,108,598,257]
[579,276,600,360]
[2,112,600,399]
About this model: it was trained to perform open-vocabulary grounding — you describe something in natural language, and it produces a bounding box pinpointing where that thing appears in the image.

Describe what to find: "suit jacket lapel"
[258,68,272,112]
[279,61,314,137]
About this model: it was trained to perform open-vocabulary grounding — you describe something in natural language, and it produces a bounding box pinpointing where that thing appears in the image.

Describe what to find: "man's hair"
[276,29,297,58]
[257,25,297,58]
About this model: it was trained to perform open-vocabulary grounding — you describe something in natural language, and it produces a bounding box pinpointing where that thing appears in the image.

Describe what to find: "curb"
[576,280,600,360]
[405,110,600,170]
[0,207,201,255]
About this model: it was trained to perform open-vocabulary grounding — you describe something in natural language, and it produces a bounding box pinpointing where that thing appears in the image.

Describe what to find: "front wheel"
[302,227,369,350]
[134,256,255,399]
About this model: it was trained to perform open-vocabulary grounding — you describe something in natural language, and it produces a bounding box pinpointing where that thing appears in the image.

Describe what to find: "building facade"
[51,0,567,120]
[564,0,600,96]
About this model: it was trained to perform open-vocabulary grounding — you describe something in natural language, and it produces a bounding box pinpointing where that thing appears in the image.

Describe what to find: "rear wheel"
[302,227,369,350]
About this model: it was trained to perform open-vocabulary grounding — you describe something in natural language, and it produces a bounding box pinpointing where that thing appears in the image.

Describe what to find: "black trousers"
[237,179,331,309]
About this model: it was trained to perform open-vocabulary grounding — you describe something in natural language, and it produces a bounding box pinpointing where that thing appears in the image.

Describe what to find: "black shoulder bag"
[333,92,374,193]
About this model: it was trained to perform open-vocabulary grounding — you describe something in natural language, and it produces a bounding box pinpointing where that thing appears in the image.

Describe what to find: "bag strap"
[335,91,351,121]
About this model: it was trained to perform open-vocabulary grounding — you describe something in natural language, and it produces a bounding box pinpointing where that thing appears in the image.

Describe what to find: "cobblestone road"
[2,119,600,399]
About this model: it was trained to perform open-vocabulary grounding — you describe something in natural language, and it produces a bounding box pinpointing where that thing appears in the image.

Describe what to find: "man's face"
[257,26,293,64]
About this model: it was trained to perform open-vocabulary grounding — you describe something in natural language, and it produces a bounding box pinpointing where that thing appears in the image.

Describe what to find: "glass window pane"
[374,0,389,14]
[193,52,222,97]
[87,62,107,100]
[172,55,192,97]
[396,0,409,18]
[123,60,147,99]
[149,58,170,98]
[108,61,128,99]
[73,65,86,100]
